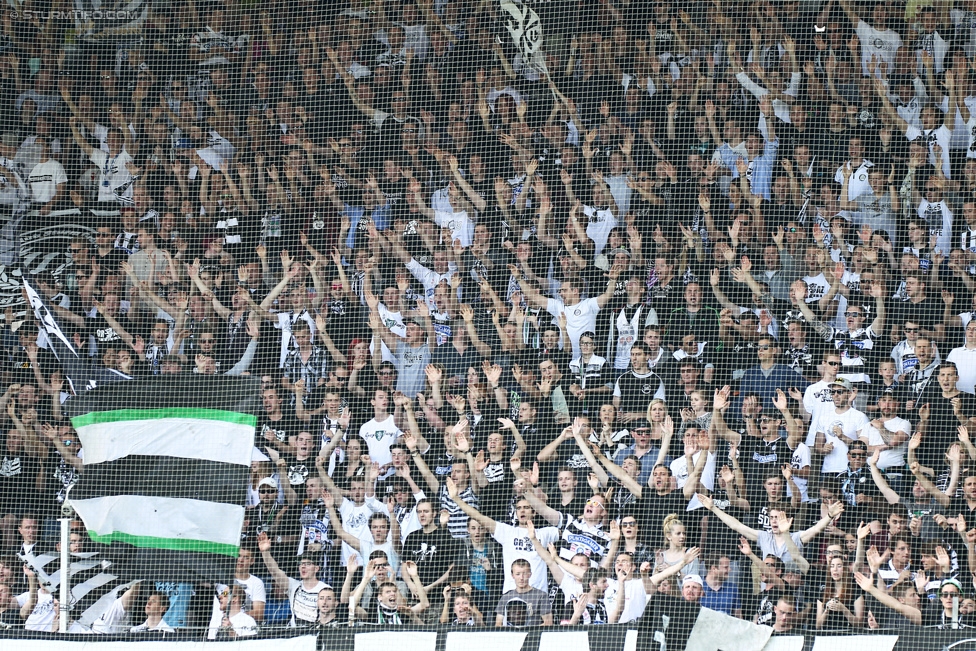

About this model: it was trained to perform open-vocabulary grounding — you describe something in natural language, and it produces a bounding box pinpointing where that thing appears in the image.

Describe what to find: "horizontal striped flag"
[64,375,261,582]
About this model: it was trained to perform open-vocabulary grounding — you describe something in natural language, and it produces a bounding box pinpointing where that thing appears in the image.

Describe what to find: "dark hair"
[889,533,912,551]
[582,567,610,590]
[705,553,728,571]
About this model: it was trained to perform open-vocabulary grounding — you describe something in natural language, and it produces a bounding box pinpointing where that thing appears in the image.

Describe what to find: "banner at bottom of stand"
[6,635,317,651]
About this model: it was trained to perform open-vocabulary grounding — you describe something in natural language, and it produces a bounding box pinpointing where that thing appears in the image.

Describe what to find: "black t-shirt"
[615,370,666,414]
[478,460,515,523]
[257,410,303,448]
[705,504,754,558]
[634,490,689,548]
[894,297,943,332]
[914,389,976,469]
[87,314,124,347]
[281,453,314,502]
[402,526,457,587]
[0,442,43,515]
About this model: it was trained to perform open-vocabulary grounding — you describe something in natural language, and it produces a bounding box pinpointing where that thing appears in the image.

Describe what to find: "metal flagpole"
[59,498,74,633]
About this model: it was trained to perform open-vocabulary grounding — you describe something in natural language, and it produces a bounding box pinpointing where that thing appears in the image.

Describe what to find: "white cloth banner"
[9,636,317,651]
[811,635,898,651]
[445,631,527,651]
[356,631,438,651]
[685,607,773,651]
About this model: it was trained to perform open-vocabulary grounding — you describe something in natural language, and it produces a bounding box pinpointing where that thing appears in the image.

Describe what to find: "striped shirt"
[556,515,612,568]
[439,483,479,539]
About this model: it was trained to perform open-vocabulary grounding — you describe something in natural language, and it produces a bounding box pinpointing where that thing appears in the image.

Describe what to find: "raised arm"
[405,429,440,493]
[799,500,845,544]
[445,477,496,533]
[698,493,760,541]
[257,532,290,597]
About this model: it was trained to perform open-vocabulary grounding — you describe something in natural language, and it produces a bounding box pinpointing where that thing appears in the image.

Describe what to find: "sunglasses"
[844,312,863,318]
[942,591,960,597]
[825,361,840,366]
[849,452,865,458]
[831,389,848,395]
[259,488,276,494]
[757,345,772,351]
[621,521,637,527]
[903,327,919,333]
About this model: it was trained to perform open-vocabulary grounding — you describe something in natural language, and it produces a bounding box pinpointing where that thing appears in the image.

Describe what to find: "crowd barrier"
[3,624,976,651]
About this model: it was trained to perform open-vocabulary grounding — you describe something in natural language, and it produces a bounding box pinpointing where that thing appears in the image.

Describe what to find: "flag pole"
[59,516,70,632]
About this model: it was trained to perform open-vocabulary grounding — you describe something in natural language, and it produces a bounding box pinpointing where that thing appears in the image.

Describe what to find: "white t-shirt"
[906,124,953,179]
[90,595,131,634]
[27,159,67,203]
[603,578,646,624]
[207,610,258,639]
[583,205,617,256]
[558,573,583,604]
[803,380,834,440]
[492,521,561,593]
[433,210,474,248]
[208,575,266,629]
[863,416,911,469]
[339,496,387,564]
[546,296,602,358]
[130,618,176,633]
[19,590,57,632]
[917,199,953,254]
[947,346,976,394]
[358,414,403,466]
[806,407,870,473]
[670,451,716,510]
[855,20,903,76]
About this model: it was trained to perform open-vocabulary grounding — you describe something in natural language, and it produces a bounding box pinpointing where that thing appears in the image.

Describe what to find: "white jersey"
[405,257,457,311]
[90,148,134,203]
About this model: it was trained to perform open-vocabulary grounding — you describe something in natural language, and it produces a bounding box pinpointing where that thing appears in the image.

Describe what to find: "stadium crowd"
[5,0,976,639]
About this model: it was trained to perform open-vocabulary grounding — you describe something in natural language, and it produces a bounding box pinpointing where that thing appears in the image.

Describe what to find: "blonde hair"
[663,514,684,541]
[688,390,709,408]
[647,399,668,420]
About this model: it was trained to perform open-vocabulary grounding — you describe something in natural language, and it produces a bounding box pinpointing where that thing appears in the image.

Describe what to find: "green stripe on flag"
[71,408,256,429]
[86,530,240,557]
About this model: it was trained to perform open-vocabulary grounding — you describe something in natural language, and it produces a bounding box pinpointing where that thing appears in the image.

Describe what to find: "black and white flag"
[499,0,549,76]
